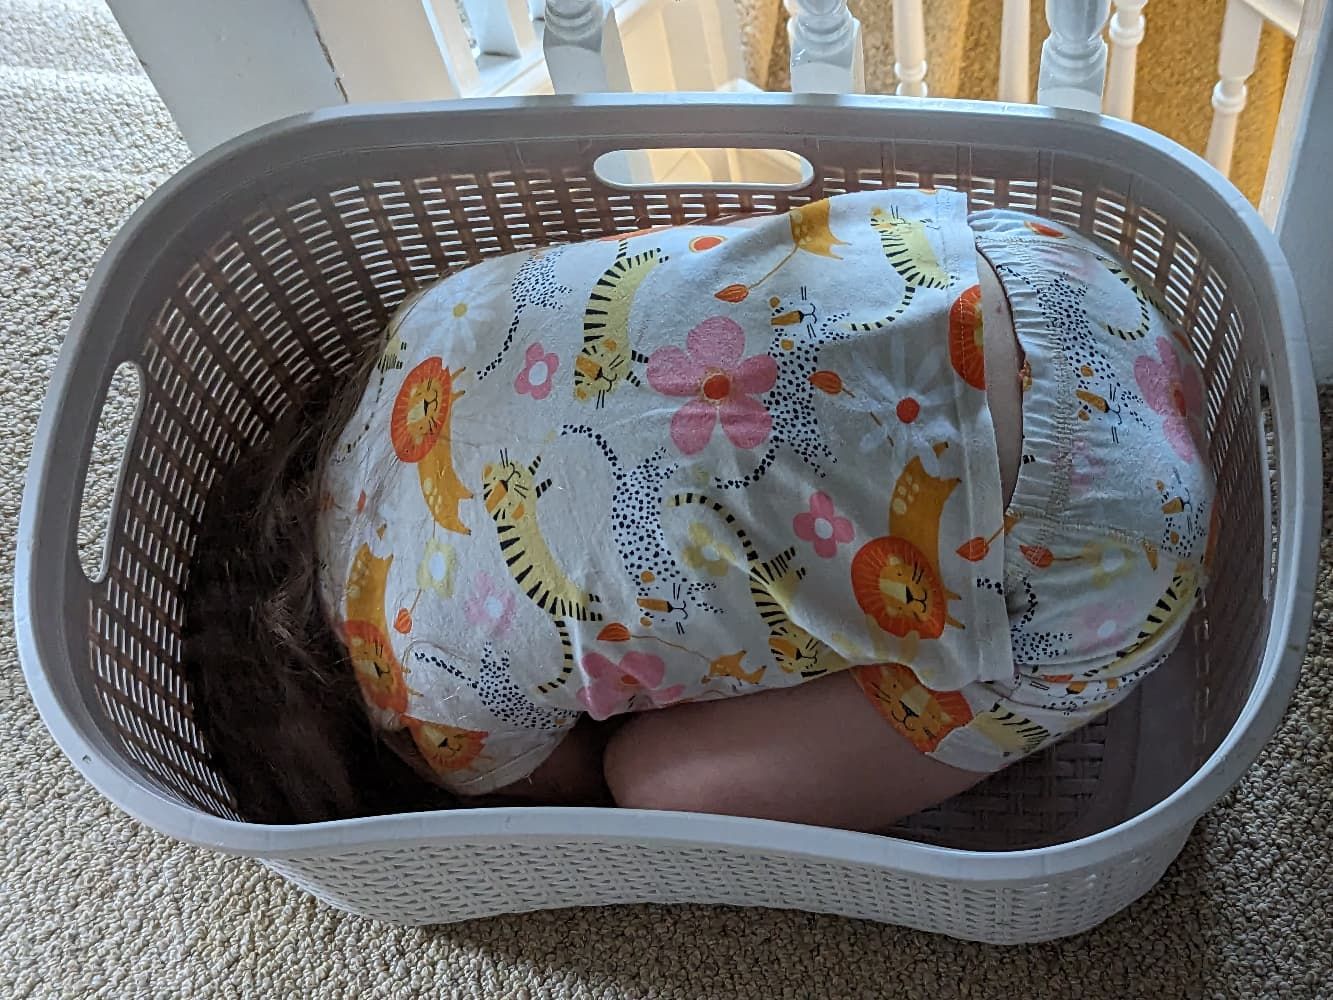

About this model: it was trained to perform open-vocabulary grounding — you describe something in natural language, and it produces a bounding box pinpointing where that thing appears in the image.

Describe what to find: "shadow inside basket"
[889,640,1185,850]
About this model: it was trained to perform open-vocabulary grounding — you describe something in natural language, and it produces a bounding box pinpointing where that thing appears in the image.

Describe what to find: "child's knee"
[603,715,741,816]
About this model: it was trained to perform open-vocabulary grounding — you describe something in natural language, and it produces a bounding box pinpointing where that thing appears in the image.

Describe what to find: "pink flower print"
[576,651,685,720]
[464,572,516,637]
[647,316,777,455]
[1134,336,1204,462]
[1071,597,1143,656]
[793,491,854,558]
[514,342,559,400]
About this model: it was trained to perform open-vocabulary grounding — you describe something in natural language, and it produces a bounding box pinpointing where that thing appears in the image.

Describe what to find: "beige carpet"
[2,1,1329,996]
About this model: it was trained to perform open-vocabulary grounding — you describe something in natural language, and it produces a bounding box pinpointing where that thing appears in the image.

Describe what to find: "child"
[187,190,1214,830]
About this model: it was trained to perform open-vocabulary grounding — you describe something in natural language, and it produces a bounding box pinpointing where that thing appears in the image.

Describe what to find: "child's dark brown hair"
[183,358,454,824]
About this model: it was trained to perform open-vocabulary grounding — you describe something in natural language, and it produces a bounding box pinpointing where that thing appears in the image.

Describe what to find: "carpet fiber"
[2,2,1329,996]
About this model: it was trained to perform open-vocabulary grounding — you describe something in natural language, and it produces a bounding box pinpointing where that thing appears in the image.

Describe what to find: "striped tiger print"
[573,241,665,407]
[558,425,720,634]
[848,207,951,332]
[669,492,848,679]
[540,617,578,696]
[971,704,1052,756]
[1097,256,1162,341]
[1116,563,1200,662]
[482,453,602,693]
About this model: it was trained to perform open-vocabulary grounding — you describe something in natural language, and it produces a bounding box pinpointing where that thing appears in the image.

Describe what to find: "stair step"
[0,65,188,177]
[0,167,160,292]
[0,0,143,77]
[0,159,176,187]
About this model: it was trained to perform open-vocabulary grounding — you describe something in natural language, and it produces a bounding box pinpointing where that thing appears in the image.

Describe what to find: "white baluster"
[1205,0,1266,177]
[543,0,631,94]
[787,0,865,94]
[1036,0,1112,112]
[892,0,928,97]
[998,0,1031,102]
[1104,0,1147,118]
[460,0,536,58]
[423,0,480,95]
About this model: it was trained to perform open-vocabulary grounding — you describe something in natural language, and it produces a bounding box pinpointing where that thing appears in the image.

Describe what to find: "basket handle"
[15,233,151,776]
[591,146,816,192]
[19,318,139,610]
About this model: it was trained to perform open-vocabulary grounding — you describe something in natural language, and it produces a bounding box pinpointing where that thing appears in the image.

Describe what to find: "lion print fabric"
[852,211,1215,772]
[316,191,1212,790]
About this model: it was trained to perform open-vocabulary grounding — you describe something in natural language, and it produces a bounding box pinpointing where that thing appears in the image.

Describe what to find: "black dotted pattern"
[715,289,851,491]
[1156,468,1211,560]
[411,646,578,731]
[477,246,573,382]
[1005,574,1073,662]
[989,238,1150,445]
[561,425,715,631]
[1011,628,1076,664]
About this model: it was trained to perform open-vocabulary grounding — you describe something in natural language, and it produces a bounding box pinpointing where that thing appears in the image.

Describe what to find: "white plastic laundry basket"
[15,95,1320,945]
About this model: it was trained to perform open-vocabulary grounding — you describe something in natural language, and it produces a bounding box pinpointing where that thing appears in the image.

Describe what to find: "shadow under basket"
[16,96,1320,945]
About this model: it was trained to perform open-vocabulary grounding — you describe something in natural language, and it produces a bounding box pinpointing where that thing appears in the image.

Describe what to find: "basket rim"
[15,93,1322,882]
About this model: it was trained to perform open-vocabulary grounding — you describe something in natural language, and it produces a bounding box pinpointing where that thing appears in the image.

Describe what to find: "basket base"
[889,629,1202,850]
[263,820,1194,943]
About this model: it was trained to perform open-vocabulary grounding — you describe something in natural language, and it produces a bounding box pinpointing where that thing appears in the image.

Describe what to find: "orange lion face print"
[390,357,473,534]
[342,544,409,713]
[853,663,974,753]
[404,718,488,775]
[852,456,964,641]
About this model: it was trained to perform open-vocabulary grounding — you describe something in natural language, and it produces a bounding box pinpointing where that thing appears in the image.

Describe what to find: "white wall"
[1272,1,1333,381]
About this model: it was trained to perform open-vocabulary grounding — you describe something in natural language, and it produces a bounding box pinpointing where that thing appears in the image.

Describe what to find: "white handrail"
[423,0,480,95]
[787,0,865,94]
[1104,0,1147,118]
[108,0,1327,250]
[1262,0,1324,220]
[661,0,745,91]
[1266,0,1333,377]
[1037,0,1112,112]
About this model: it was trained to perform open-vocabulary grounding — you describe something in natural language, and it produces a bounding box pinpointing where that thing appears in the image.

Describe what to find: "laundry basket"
[16,95,1320,945]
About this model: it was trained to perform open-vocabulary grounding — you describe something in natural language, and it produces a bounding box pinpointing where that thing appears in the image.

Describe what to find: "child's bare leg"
[603,671,987,831]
